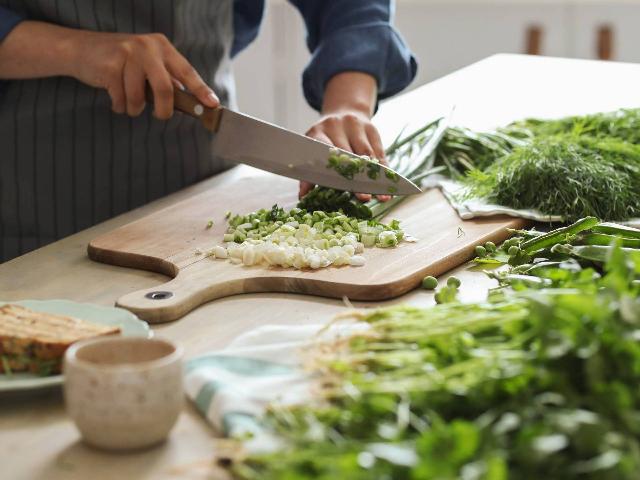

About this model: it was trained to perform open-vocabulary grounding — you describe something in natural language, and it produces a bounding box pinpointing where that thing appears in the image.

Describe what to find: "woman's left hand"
[300,72,391,203]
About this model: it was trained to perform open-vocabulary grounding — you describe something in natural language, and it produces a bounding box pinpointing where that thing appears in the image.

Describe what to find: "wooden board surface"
[89,174,526,323]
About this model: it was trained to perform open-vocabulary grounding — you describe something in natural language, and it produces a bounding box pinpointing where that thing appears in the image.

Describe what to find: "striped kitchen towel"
[184,321,366,452]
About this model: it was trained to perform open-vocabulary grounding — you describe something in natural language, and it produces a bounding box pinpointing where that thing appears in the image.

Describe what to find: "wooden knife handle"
[145,86,223,131]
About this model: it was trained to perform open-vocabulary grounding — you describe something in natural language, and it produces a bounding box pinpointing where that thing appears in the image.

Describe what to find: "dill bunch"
[513,109,640,144]
[436,126,528,176]
[466,135,640,221]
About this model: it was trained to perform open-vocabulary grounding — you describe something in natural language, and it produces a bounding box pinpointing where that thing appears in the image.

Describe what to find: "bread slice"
[0,304,120,376]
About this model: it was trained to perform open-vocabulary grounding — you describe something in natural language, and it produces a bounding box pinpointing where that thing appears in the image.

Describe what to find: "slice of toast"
[0,304,120,375]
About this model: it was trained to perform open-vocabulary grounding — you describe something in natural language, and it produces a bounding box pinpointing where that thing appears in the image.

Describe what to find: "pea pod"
[507,228,545,241]
[553,244,640,265]
[520,217,599,253]
[580,233,640,249]
[500,274,553,288]
[591,222,640,240]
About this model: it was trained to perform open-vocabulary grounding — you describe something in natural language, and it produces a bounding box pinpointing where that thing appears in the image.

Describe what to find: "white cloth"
[184,322,366,452]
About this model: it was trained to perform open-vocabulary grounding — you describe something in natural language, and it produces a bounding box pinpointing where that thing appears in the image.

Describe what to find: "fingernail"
[207,91,219,105]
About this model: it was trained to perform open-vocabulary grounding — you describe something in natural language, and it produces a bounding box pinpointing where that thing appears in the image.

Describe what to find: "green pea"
[447,276,461,289]
[484,241,497,252]
[421,276,438,290]
[508,245,521,256]
[475,245,487,257]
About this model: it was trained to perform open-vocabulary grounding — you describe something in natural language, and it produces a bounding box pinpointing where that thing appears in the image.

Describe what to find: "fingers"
[361,123,391,202]
[344,117,375,158]
[123,61,146,117]
[90,33,215,120]
[355,193,373,202]
[314,119,351,152]
[166,52,219,108]
[172,78,185,91]
[308,114,394,203]
[306,127,372,200]
[145,59,174,120]
[342,119,381,201]
[299,181,314,199]
[306,129,332,147]
[106,70,126,115]
[365,123,386,163]
[341,117,388,202]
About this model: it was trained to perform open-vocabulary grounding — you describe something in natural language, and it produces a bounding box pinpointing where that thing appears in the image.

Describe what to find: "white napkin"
[185,322,366,452]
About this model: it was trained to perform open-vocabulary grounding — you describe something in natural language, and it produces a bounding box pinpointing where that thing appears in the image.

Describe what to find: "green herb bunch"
[514,109,640,143]
[437,109,640,222]
[465,136,640,221]
[231,222,640,479]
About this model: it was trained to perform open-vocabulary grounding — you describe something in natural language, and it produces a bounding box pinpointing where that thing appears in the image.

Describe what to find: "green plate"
[0,299,151,393]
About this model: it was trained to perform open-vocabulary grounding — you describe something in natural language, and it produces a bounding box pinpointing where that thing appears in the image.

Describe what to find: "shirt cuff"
[302,23,418,112]
[0,7,24,43]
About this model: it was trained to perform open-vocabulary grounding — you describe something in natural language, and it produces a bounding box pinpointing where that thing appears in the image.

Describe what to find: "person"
[0,0,417,262]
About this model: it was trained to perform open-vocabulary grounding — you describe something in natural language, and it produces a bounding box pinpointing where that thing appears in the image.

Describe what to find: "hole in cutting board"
[145,291,174,300]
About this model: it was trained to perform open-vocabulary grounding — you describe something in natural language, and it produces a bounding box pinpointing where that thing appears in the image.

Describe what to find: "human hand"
[300,72,389,203]
[71,31,218,119]
[0,22,217,119]
[302,109,390,202]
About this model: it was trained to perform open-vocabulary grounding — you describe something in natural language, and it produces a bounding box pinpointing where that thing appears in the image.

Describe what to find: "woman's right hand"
[71,31,219,119]
[0,21,217,119]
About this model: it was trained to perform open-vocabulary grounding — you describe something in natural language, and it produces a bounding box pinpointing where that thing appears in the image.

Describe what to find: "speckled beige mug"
[64,336,184,451]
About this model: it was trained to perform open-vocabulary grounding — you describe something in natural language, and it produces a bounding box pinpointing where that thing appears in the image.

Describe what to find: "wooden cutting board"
[88,175,527,323]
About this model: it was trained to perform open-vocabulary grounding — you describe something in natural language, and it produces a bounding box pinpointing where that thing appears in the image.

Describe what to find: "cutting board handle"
[115,264,249,323]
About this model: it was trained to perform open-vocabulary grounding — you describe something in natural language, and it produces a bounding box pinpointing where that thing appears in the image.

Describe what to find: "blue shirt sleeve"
[288,0,417,111]
[232,0,265,58]
[0,6,24,43]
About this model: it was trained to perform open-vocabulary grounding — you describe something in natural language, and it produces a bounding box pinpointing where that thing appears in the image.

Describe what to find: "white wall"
[233,1,312,132]
[232,0,640,133]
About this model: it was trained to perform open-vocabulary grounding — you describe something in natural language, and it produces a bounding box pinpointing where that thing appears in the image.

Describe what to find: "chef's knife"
[156,88,421,195]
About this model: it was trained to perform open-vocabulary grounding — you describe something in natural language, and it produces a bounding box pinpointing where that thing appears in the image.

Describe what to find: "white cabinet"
[232,0,640,133]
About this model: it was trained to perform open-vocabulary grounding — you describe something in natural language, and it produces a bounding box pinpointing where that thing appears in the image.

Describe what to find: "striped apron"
[0,0,235,262]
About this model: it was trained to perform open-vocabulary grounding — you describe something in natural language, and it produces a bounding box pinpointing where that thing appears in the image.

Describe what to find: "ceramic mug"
[63,336,184,451]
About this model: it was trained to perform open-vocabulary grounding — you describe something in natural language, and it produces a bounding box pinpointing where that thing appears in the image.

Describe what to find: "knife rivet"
[194,105,204,116]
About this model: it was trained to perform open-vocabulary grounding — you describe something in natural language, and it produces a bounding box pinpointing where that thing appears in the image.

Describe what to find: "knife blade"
[165,88,421,195]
